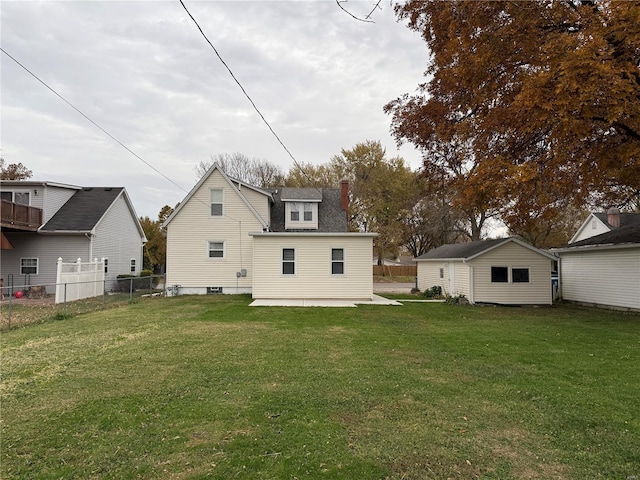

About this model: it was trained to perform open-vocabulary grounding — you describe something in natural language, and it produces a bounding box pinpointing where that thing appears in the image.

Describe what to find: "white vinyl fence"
[55,258,105,304]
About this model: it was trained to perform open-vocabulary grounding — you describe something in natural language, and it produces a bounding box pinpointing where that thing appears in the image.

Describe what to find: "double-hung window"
[282,248,295,275]
[209,241,225,258]
[21,258,38,275]
[303,203,313,221]
[210,189,223,217]
[290,203,300,221]
[130,259,136,273]
[331,248,344,275]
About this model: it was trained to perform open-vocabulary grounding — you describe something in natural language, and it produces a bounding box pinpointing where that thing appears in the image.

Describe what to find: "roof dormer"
[281,188,321,230]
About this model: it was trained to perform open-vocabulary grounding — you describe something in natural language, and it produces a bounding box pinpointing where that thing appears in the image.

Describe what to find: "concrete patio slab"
[249,294,401,307]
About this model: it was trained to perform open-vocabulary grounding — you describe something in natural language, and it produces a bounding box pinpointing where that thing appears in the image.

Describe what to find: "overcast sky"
[1,0,429,219]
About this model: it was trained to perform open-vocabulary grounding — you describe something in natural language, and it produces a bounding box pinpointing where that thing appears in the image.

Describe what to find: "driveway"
[373,282,415,294]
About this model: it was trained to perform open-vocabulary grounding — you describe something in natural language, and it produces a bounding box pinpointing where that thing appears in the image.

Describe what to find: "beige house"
[415,238,556,305]
[163,164,375,300]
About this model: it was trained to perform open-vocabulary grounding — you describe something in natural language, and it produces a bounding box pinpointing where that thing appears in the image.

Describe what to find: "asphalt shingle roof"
[40,187,123,232]
[268,188,347,232]
[569,223,640,247]
[415,238,507,260]
[593,212,640,229]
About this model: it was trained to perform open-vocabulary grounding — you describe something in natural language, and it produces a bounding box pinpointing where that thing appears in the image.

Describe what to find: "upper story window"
[1,191,30,205]
[130,259,136,273]
[210,189,223,217]
[285,201,318,230]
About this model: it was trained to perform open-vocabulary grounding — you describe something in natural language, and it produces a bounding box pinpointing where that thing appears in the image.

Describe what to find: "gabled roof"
[593,212,640,229]
[569,211,640,243]
[268,187,347,232]
[558,223,640,250]
[415,237,556,261]
[39,187,146,241]
[162,163,271,229]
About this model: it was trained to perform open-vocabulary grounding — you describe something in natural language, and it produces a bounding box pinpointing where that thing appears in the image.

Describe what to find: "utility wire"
[0,46,190,197]
[179,0,300,169]
[179,0,351,223]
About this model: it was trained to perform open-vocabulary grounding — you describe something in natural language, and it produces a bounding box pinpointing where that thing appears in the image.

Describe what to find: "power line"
[179,0,351,223]
[0,46,191,197]
[178,0,301,170]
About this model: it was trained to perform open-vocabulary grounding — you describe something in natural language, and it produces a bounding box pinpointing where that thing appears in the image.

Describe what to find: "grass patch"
[1,296,639,479]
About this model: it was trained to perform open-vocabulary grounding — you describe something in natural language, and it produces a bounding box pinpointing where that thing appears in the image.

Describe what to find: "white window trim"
[490,266,509,283]
[282,247,296,276]
[2,189,32,205]
[511,266,531,284]
[210,189,224,217]
[331,247,345,276]
[285,202,318,230]
[130,258,136,273]
[208,241,225,259]
[20,257,39,275]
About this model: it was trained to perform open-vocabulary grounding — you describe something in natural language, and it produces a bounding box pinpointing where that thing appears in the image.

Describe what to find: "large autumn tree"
[386,0,640,247]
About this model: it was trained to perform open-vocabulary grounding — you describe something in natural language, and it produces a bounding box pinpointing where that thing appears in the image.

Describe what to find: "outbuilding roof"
[415,237,556,261]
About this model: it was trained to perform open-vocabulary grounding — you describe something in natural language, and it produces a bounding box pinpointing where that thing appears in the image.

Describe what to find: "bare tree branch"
[335,0,383,23]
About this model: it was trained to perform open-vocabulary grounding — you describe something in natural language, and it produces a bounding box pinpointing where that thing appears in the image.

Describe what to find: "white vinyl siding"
[471,242,552,305]
[91,193,145,290]
[165,170,268,292]
[416,260,469,297]
[570,215,611,243]
[252,234,373,300]
[560,248,640,310]
[41,186,77,223]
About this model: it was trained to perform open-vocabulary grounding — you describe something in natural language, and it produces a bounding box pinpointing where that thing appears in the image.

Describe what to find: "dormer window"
[280,187,322,230]
[285,201,318,230]
[290,202,314,222]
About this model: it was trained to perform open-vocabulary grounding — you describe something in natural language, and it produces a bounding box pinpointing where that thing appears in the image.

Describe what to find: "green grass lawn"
[2,296,639,479]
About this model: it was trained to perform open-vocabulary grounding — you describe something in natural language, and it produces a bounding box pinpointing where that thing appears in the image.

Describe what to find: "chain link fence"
[0,275,165,331]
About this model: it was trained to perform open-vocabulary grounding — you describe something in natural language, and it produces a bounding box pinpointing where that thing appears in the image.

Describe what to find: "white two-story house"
[163,164,376,300]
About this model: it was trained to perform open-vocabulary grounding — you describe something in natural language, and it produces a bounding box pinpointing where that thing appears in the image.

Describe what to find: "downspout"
[85,233,93,261]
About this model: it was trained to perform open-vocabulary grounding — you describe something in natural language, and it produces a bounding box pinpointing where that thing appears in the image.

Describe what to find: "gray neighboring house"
[1,181,146,294]
[553,223,640,311]
[415,237,556,305]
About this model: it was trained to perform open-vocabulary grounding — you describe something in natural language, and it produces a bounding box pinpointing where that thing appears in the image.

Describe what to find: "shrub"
[140,269,153,278]
[423,286,443,299]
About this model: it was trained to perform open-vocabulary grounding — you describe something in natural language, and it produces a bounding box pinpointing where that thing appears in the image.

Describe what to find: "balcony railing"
[0,200,43,230]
